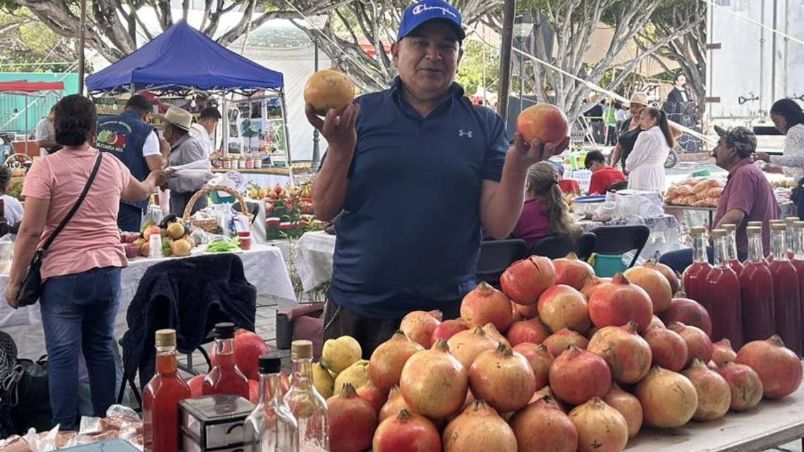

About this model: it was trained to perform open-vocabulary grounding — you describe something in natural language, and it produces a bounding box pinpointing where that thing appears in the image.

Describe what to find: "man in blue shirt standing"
[308,0,569,355]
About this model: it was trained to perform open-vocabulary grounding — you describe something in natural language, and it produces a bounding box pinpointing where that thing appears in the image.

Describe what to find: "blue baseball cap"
[397,0,465,42]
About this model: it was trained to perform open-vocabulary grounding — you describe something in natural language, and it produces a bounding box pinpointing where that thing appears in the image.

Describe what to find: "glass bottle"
[703,229,743,348]
[786,217,799,259]
[143,329,191,452]
[721,224,744,275]
[739,226,775,343]
[203,322,250,398]
[766,220,786,263]
[788,222,804,355]
[682,226,712,311]
[245,355,299,452]
[767,224,803,356]
[284,340,328,451]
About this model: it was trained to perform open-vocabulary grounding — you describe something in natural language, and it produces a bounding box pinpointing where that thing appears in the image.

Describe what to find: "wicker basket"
[182,185,251,233]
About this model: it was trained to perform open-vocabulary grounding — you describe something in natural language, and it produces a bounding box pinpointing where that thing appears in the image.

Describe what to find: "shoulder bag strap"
[40,152,103,252]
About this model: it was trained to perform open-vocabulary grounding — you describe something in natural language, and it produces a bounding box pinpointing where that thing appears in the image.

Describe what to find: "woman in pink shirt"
[5,95,168,430]
[512,162,580,246]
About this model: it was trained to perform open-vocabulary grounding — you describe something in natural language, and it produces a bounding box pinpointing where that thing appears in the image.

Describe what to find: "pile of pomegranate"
[323,254,803,452]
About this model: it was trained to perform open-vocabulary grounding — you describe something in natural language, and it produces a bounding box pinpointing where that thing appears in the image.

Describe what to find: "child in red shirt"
[585,150,626,194]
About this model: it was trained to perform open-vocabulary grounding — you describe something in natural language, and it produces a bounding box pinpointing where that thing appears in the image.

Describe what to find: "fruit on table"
[399,310,442,349]
[501,256,556,305]
[542,328,589,357]
[603,384,643,438]
[468,343,536,413]
[587,323,652,384]
[711,338,737,367]
[442,400,517,452]
[312,361,335,399]
[399,340,468,419]
[368,330,424,392]
[372,409,442,452]
[537,284,591,334]
[642,325,689,372]
[356,380,388,414]
[513,343,553,390]
[334,359,370,393]
[716,362,764,411]
[431,319,469,343]
[460,281,513,333]
[168,238,191,257]
[327,383,377,452]
[588,273,653,333]
[166,222,185,240]
[660,297,713,336]
[682,359,731,421]
[209,329,270,381]
[304,69,355,115]
[446,326,497,370]
[623,266,673,313]
[635,366,698,428]
[143,225,162,240]
[510,395,578,452]
[735,335,803,399]
[569,397,629,452]
[548,345,612,405]
[553,252,594,290]
[669,322,713,368]
[516,103,569,145]
[321,335,363,374]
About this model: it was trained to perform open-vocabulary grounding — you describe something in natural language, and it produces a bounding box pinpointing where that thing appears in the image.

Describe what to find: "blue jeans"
[40,266,121,430]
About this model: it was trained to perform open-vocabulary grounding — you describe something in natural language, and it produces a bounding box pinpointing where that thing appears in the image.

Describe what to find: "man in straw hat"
[609,91,649,171]
[163,106,209,216]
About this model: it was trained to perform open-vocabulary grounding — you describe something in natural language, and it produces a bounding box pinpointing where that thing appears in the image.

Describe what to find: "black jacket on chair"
[121,253,257,388]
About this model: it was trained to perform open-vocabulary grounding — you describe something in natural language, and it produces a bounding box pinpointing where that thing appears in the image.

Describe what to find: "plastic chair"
[588,225,650,268]
[575,232,597,260]
[476,239,527,287]
[527,234,576,259]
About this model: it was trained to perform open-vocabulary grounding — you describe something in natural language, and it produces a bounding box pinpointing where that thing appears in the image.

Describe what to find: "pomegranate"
[712,338,737,367]
[549,346,612,405]
[447,326,498,370]
[587,322,652,384]
[500,256,556,305]
[517,103,570,144]
[369,330,424,391]
[400,310,442,349]
[379,385,410,422]
[635,366,698,428]
[248,379,259,404]
[510,396,578,452]
[461,282,513,332]
[304,69,355,115]
[372,409,442,452]
[187,374,205,398]
[624,266,673,313]
[569,397,629,452]
[209,329,269,380]
[643,326,689,372]
[469,343,536,413]
[649,315,667,330]
[442,400,517,452]
[482,323,511,348]
[603,384,643,438]
[642,261,681,295]
[537,284,591,333]
[506,316,550,346]
[513,300,540,319]
[543,328,589,357]
[735,335,803,399]
[327,383,377,452]
[553,252,595,289]
[660,297,713,336]
[432,319,469,343]
[682,359,731,421]
[580,276,611,299]
[588,273,654,332]
[513,343,553,390]
[669,322,713,368]
[399,340,468,419]
[716,362,764,411]
[356,379,389,414]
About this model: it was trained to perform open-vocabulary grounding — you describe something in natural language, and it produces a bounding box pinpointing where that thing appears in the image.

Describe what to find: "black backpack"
[0,331,51,436]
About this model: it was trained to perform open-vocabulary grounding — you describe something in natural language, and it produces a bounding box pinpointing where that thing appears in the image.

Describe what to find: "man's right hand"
[305,103,360,158]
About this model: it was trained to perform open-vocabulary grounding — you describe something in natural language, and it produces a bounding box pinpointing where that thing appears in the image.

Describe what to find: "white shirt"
[2,194,23,225]
[34,118,54,156]
[625,125,671,192]
[143,131,160,157]
[615,110,628,122]
[190,123,212,157]
[770,123,804,181]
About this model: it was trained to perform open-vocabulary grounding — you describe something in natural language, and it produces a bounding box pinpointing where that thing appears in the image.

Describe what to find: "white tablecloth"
[294,231,336,293]
[0,245,296,359]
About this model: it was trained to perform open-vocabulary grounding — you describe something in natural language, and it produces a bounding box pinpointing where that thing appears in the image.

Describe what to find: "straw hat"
[628,92,649,107]
[164,106,192,131]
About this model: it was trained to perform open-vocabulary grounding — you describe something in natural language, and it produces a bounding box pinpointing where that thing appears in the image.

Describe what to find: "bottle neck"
[747,233,765,262]
[155,346,178,375]
[713,235,728,266]
[793,228,804,259]
[290,358,313,389]
[727,232,739,261]
[214,337,236,367]
[692,233,708,263]
[259,372,284,405]
[771,230,788,260]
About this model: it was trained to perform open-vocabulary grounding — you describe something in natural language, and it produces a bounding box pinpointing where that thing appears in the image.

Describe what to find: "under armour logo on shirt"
[458,129,473,138]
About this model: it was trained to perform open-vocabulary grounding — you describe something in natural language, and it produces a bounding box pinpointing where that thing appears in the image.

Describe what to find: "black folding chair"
[476,239,527,287]
[588,225,650,268]
[576,232,597,261]
[527,234,576,259]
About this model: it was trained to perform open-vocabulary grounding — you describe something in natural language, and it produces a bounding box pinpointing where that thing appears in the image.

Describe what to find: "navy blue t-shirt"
[328,78,509,319]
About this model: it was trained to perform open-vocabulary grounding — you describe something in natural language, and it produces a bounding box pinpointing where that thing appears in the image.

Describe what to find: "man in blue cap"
[307,0,569,355]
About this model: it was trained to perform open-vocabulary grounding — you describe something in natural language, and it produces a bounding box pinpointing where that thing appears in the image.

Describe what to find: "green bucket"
[591,254,627,277]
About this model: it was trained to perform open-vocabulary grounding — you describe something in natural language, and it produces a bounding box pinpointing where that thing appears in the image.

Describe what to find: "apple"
[516,104,569,145]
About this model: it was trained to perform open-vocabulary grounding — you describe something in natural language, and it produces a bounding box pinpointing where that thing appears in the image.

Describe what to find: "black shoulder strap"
[40,152,103,251]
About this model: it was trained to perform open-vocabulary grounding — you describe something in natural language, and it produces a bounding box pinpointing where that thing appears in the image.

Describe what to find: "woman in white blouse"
[625,107,674,192]
[754,99,804,217]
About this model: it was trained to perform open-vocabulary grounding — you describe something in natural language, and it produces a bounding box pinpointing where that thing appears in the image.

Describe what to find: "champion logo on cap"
[412,3,459,19]
[397,0,465,41]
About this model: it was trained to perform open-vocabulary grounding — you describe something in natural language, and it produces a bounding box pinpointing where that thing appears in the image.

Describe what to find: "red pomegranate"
[549,346,612,405]
[510,396,578,452]
[537,284,591,333]
[569,398,629,452]
[543,328,589,357]
[716,362,764,411]
[447,326,498,370]
[400,310,442,349]
[660,297,713,336]
[513,300,540,319]
[711,338,737,367]
[642,261,681,295]
[517,103,570,144]
[506,316,550,346]
[624,266,673,313]
[669,322,713,368]
[248,379,259,404]
[482,323,511,348]
[369,330,424,391]
[327,383,378,452]
[356,379,389,414]
[643,326,689,372]
[587,322,652,384]
[304,69,355,115]
[442,400,517,452]
[461,282,513,333]
[432,319,469,343]
[399,340,468,419]
[513,343,553,390]
[188,374,205,398]
[210,330,270,381]
[553,252,595,290]
[735,335,803,399]
[588,273,653,332]
[469,344,536,413]
[682,359,731,421]
[500,256,556,305]
[635,366,698,428]
[372,409,442,452]
[603,384,643,438]
[379,385,410,423]
[649,315,667,330]
[580,276,611,299]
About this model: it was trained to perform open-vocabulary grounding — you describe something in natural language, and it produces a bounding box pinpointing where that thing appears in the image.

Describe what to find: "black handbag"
[16,152,103,307]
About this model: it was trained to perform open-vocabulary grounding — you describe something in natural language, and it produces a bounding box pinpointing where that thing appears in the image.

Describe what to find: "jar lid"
[722,224,736,232]
[291,340,313,360]
[214,322,235,339]
[746,221,763,227]
[746,226,762,234]
[794,221,804,228]
[771,223,787,231]
[690,226,707,234]
[710,228,727,238]
[785,216,799,224]
[155,329,176,347]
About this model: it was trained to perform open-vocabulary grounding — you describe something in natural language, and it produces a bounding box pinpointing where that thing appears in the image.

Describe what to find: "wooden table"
[628,380,804,451]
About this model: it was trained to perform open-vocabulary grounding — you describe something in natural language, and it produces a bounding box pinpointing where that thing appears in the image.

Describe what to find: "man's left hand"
[765,164,784,174]
[5,284,19,309]
[509,133,570,168]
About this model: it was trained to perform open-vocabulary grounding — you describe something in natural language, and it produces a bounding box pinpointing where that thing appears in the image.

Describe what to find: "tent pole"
[279,89,294,186]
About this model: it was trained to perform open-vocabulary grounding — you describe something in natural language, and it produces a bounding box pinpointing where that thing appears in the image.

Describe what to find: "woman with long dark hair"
[4,95,168,430]
[755,98,804,217]
[625,107,674,192]
[511,162,580,246]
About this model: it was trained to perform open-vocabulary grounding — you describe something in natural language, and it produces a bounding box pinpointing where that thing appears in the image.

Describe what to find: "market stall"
[0,80,65,157]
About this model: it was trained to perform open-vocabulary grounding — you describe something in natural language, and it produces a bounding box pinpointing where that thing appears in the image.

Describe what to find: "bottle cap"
[214,322,235,339]
[291,340,313,360]
[710,228,727,238]
[769,219,786,225]
[690,226,707,234]
[746,226,762,234]
[258,355,282,374]
[771,223,787,231]
[794,221,804,229]
[785,216,799,224]
[155,329,176,347]
[746,221,763,227]
[722,224,736,232]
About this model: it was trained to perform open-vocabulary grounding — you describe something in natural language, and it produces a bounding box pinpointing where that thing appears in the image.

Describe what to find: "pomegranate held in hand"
[624,266,672,313]
[537,284,591,333]
[513,343,553,390]
[569,397,629,452]
[432,319,469,343]
[369,330,424,391]
[603,384,643,438]
[304,69,355,115]
[442,400,517,452]
[400,310,442,349]
[506,316,550,346]
[461,282,513,333]
[660,297,713,336]
[549,345,612,405]
[543,328,589,357]
[635,366,698,428]
[716,362,764,411]
[553,252,595,290]
[373,409,442,452]
[469,343,536,413]
[517,103,570,144]
[399,340,468,419]
[510,396,578,452]
[587,322,652,384]
[501,256,556,305]
[682,359,731,421]
[735,335,803,399]
[327,383,377,452]
[643,326,688,372]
